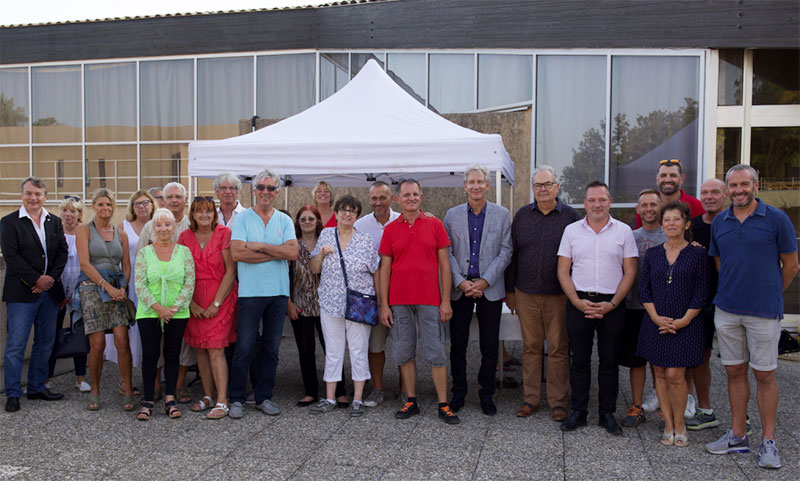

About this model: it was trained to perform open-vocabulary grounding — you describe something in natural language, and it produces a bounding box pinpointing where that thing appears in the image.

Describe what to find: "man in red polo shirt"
[635,159,704,228]
[378,179,458,424]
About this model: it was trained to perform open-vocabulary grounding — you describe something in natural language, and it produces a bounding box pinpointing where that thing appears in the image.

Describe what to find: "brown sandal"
[165,400,182,419]
[137,401,154,421]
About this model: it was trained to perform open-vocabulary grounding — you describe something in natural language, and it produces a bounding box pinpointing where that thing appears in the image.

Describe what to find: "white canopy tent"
[188,59,514,202]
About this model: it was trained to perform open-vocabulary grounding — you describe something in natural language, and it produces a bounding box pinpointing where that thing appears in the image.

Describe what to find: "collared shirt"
[467,203,486,278]
[709,198,798,319]
[505,199,580,295]
[353,208,401,250]
[19,205,49,271]
[557,215,638,294]
[217,202,245,228]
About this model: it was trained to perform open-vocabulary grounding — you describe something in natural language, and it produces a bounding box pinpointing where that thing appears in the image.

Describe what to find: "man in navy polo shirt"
[705,165,799,470]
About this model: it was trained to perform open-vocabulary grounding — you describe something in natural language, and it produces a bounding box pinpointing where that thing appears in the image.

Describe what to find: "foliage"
[0,94,27,126]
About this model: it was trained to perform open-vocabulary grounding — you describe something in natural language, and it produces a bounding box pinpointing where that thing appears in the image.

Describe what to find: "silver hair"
[163,181,187,198]
[463,164,490,183]
[213,172,242,192]
[151,207,176,225]
[312,181,334,203]
[725,164,759,185]
[531,165,557,183]
[254,168,281,188]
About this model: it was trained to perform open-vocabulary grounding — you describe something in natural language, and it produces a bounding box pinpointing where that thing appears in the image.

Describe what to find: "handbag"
[334,229,378,326]
[52,315,90,359]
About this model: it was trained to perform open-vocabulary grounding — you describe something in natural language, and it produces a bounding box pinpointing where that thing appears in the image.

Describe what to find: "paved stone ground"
[0,337,797,480]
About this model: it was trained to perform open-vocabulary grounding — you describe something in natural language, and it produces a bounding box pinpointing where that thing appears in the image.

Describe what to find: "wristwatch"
[213,301,221,308]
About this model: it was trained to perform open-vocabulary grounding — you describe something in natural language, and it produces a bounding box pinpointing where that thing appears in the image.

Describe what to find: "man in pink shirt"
[557,181,638,435]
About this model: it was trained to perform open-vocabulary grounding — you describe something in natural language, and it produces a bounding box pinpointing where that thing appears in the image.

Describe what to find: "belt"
[576,291,613,298]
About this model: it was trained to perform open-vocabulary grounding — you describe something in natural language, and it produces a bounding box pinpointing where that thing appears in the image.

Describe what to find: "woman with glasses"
[309,195,379,417]
[288,205,347,407]
[177,197,237,419]
[75,189,134,411]
[312,181,337,228]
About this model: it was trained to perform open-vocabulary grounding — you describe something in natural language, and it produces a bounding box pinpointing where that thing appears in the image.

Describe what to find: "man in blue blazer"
[443,164,512,416]
[1,177,69,412]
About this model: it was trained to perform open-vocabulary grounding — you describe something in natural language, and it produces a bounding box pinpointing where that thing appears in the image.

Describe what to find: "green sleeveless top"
[134,244,195,320]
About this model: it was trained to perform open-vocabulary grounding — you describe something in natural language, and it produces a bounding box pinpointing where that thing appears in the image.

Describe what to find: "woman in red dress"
[177,197,237,419]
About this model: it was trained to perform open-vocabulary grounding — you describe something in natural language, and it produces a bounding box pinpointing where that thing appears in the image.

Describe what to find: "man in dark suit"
[444,164,512,416]
[1,176,69,412]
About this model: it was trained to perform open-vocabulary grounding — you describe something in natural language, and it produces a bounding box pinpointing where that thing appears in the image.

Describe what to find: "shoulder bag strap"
[334,229,350,289]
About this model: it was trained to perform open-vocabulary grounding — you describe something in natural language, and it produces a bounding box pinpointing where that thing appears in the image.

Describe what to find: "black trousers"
[450,295,502,399]
[139,317,188,402]
[290,315,345,398]
[566,292,625,416]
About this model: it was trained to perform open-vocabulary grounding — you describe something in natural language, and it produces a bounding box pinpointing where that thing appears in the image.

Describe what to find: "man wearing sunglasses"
[635,159,704,228]
[228,168,298,420]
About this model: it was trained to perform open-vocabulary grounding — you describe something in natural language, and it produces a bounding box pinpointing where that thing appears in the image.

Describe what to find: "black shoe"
[599,413,623,435]
[5,397,20,412]
[438,405,461,425]
[295,398,317,407]
[395,401,420,419]
[449,395,465,413]
[560,410,587,431]
[26,388,64,401]
[480,396,497,416]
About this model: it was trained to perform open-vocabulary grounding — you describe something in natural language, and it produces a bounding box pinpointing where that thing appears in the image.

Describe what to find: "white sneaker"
[684,394,696,419]
[642,389,659,412]
[75,381,91,392]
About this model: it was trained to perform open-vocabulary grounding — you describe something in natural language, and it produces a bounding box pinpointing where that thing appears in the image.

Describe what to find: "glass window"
[351,53,385,78]
[0,147,29,200]
[32,146,82,200]
[536,55,606,204]
[198,57,253,140]
[609,56,700,202]
[715,128,741,180]
[753,49,800,105]
[0,68,29,144]
[31,66,82,143]
[478,54,532,109]
[85,62,136,142]
[718,49,743,106]
[320,53,349,101]
[386,53,426,104]
[140,143,189,191]
[85,145,138,199]
[257,53,315,119]
[750,127,800,191]
[140,60,194,141]
[428,54,474,114]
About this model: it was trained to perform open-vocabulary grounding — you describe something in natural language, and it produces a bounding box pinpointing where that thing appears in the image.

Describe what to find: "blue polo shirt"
[709,198,798,319]
[231,208,296,298]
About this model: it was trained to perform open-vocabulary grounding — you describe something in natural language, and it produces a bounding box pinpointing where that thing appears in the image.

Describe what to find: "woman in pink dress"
[177,197,237,419]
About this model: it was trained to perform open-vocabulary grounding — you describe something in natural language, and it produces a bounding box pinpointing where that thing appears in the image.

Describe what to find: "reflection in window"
[429,54,474,114]
[198,57,254,140]
[0,68,29,144]
[140,60,194,141]
[320,53,349,101]
[85,63,136,142]
[753,49,800,105]
[351,53,385,78]
[386,53,426,104]
[478,54,532,109]
[33,146,83,200]
[86,145,138,199]
[715,128,741,180]
[751,127,800,189]
[141,143,189,190]
[257,54,315,119]
[610,56,700,202]
[536,55,606,204]
[32,66,82,143]
[0,147,29,200]
[718,49,743,106]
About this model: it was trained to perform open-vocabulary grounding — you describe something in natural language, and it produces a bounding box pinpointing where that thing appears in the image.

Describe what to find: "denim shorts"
[714,307,780,371]
[389,305,446,367]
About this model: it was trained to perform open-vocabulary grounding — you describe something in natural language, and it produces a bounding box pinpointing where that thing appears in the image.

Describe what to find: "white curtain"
[139,59,194,140]
[429,54,474,114]
[258,53,315,118]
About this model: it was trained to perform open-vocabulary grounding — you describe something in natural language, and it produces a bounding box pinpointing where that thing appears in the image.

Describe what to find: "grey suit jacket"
[443,202,512,302]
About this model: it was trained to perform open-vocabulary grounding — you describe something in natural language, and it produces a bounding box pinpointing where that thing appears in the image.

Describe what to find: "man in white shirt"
[215,172,245,228]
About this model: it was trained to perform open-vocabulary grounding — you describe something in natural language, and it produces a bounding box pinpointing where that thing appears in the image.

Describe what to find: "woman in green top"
[134,208,195,420]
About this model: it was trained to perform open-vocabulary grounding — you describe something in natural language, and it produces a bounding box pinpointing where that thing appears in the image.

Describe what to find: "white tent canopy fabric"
[188,59,514,188]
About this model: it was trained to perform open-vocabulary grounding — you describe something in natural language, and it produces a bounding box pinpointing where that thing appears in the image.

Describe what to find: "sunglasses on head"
[659,159,681,166]
[255,184,279,192]
[193,196,214,202]
[63,195,81,201]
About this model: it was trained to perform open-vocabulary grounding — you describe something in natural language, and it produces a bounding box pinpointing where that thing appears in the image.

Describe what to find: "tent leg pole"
[285,185,289,211]
[495,171,501,205]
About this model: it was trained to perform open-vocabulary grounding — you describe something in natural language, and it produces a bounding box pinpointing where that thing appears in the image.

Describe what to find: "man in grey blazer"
[443,164,512,416]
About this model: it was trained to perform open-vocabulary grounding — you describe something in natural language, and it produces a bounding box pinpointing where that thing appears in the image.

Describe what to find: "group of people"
[1,159,796,470]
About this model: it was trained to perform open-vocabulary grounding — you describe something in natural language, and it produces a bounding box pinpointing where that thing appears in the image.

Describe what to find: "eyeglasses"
[298,217,317,223]
[659,159,681,166]
[255,184,279,192]
[337,208,359,216]
[193,196,214,202]
[132,200,151,208]
[216,186,237,192]
[63,195,81,201]
[532,182,557,190]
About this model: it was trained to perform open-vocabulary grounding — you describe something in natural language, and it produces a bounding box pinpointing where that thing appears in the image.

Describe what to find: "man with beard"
[635,159,704,228]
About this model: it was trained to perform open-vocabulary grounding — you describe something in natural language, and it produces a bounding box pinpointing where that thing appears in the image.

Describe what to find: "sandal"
[87,392,100,411]
[177,388,192,404]
[137,401,154,421]
[661,429,674,446]
[674,429,689,447]
[192,396,214,412]
[165,400,182,419]
[207,402,229,420]
[118,382,141,397]
[122,394,136,411]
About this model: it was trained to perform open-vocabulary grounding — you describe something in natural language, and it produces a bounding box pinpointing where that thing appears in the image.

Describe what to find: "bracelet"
[99,279,106,289]
[609,300,617,308]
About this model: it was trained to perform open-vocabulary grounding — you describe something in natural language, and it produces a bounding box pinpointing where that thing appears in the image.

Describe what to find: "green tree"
[560,122,605,203]
[0,93,27,126]
[32,117,58,126]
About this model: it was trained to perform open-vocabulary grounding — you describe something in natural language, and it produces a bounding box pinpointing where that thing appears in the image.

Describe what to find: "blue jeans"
[229,296,288,404]
[4,294,59,398]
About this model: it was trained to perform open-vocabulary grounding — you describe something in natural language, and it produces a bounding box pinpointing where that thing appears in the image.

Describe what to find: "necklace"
[667,263,675,284]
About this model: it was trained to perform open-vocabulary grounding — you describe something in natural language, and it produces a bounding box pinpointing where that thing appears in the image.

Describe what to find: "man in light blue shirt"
[228,168,298,419]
